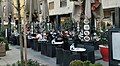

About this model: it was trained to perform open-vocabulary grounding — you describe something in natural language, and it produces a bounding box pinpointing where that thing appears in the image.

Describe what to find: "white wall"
[48,0,74,15]
[102,0,120,9]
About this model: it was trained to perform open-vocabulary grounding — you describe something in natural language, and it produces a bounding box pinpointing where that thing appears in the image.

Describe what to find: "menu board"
[112,32,120,61]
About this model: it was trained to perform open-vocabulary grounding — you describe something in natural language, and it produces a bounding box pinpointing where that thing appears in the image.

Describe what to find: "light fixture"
[84,25,90,30]
[84,31,90,35]
[84,36,90,42]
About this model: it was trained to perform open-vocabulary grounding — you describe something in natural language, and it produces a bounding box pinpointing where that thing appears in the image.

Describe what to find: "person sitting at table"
[54,32,63,42]
[73,33,82,47]
[36,32,43,41]
[47,31,54,43]
[62,31,69,50]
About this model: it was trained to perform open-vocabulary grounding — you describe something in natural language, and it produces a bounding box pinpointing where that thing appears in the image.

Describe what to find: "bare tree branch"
[20,5,25,10]
[8,0,18,10]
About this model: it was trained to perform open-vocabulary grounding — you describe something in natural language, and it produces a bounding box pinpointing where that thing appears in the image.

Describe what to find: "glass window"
[49,2,54,10]
[60,0,67,7]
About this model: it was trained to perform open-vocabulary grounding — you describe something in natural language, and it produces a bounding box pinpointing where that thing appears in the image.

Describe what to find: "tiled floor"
[0,45,108,66]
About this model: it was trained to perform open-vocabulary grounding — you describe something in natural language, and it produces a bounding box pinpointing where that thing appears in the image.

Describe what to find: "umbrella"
[42,0,49,22]
[7,0,14,14]
[0,3,2,17]
[85,0,91,19]
[72,0,81,22]
[25,0,41,14]
[92,0,104,20]
[25,0,42,22]
[25,0,30,12]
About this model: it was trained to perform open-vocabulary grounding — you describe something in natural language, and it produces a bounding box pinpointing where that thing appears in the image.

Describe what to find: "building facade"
[48,0,76,31]
[101,0,120,29]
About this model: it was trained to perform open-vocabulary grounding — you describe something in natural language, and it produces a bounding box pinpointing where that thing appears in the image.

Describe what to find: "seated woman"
[52,32,64,44]
[35,32,43,41]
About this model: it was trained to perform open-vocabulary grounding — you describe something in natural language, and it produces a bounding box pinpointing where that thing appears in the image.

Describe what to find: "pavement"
[0,45,108,66]
[95,50,109,66]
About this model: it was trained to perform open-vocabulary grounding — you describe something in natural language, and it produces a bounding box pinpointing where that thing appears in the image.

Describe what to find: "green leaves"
[7,59,41,66]
[70,60,103,66]
[70,60,84,66]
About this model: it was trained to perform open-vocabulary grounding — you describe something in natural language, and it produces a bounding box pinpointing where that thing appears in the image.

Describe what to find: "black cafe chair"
[46,43,52,57]
[62,50,81,66]
[41,41,47,55]
[56,48,63,65]
[70,52,81,61]
[46,43,56,57]
[82,45,95,63]
[62,50,71,66]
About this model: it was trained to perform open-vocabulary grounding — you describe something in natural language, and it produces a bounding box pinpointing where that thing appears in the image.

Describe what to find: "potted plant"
[99,45,109,62]
[0,37,6,57]
[94,30,109,62]
[0,30,10,57]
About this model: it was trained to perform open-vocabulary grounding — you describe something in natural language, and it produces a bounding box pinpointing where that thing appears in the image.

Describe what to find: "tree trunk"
[24,0,28,66]
[17,0,24,66]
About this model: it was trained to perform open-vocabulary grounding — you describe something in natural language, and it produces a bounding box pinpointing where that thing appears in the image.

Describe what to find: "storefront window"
[60,0,67,7]
[60,17,71,31]
[49,2,54,10]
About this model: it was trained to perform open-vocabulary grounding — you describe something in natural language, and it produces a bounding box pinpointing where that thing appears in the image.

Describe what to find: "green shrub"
[70,60,103,66]
[83,60,91,66]
[89,63,95,66]
[70,60,84,66]
[7,59,43,66]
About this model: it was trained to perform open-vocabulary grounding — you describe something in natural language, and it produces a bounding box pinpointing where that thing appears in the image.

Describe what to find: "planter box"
[0,44,6,57]
[99,45,109,62]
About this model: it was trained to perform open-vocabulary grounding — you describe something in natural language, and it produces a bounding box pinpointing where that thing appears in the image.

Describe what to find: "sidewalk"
[0,45,57,66]
[95,50,109,66]
[0,45,108,66]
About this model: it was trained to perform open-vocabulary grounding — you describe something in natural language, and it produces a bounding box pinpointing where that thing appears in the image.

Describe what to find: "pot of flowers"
[98,31,109,62]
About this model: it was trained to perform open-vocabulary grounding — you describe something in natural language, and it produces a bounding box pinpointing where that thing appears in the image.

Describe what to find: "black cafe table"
[70,48,86,52]
[51,39,64,48]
